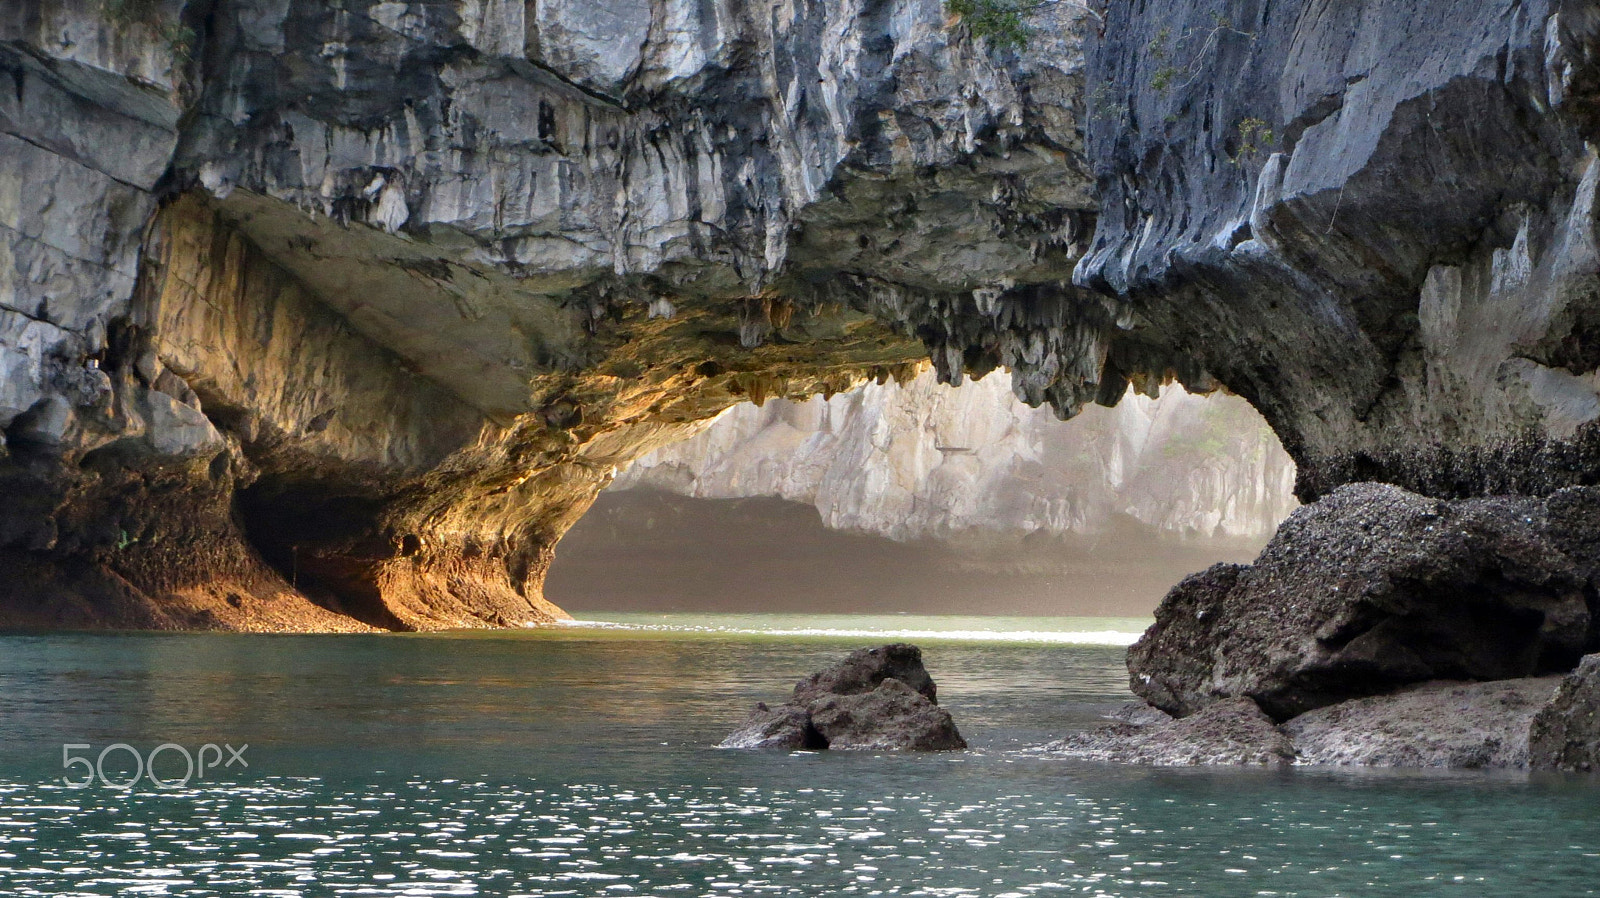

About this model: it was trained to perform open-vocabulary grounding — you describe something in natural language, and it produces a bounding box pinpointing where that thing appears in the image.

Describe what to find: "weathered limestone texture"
[1130,484,1600,720]
[5,0,1600,643]
[1081,0,1600,500]
[1529,653,1600,771]
[616,371,1296,541]
[1052,678,1564,770]
[1284,678,1561,769]
[1047,697,1295,767]
[0,0,1093,628]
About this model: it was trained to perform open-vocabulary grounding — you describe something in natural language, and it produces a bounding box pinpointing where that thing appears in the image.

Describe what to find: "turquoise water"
[0,614,1597,896]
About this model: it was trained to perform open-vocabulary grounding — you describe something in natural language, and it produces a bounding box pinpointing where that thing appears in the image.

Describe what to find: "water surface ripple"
[0,615,1595,896]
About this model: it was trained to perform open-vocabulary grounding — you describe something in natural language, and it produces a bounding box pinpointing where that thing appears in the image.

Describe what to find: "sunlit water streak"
[558,613,1150,646]
[0,615,1596,896]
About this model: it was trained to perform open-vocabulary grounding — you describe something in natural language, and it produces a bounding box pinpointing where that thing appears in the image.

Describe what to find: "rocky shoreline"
[1048,676,1572,770]
[1048,480,1600,771]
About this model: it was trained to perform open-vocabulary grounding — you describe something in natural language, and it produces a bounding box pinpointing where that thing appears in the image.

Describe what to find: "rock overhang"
[4,0,1600,633]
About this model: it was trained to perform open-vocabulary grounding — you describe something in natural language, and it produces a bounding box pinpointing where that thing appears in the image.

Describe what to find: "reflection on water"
[0,616,1597,896]
[561,612,1152,646]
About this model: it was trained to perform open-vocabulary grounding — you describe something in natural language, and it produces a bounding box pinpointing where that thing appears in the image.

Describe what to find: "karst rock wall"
[0,0,1093,628]
[616,370,1296,541]
[1078,0,1600,500]
[5,0,1600,633]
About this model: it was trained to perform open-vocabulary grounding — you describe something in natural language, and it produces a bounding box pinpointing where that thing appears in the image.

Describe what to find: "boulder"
[1529,654,1600,772]
[1130,483,1597,720]
[1284,678,1561,769]
[1047,698,1294,767]
[808,678,966,751]
[720,644,965,751]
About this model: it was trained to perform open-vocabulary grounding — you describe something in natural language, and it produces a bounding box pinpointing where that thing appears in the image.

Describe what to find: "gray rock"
[1530,654,1600,772]
[6,0,1600,648]
[808,678,967,752]
[1081,0,1600,500]
[719,702,825,750]
[1047,698,1293,767]
[722,645,965,751]
[1130,483,1597,720]
[1285,678,1561,769]
[0,0,1104,631]
[792,644,938,705]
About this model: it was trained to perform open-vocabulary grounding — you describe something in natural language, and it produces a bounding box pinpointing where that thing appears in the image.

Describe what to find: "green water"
[0,615,1597,896]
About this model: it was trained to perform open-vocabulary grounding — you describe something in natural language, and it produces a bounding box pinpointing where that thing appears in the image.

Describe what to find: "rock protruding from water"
[1047,698,1294,767]
[1130,483,1599,721]
[720,645,965,751]
[718,702,826,750]
[1529,655,1600,772]
[792,643,938,704]
[1053,675,1579,770]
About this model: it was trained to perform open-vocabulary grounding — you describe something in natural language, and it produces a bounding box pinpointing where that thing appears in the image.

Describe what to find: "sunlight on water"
[0,617,1596,896]
[556,613,1152,646]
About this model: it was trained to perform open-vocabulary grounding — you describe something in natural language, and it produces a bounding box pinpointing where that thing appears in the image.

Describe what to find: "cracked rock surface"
[1051,676,1576,770]
[0,0,1092,629]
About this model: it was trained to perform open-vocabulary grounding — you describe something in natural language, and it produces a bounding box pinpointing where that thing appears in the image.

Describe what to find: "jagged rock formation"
[615,369,1296,541]
[1285,678,1561,769]
[1079,0,1600,500]
[1047,698,1295,767]
[1529,654,1600,771]
[0,0,1092,628]
[1130,483,1600,720]
[721,644,965,751]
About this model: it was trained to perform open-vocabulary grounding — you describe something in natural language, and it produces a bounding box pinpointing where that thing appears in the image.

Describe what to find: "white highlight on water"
[557,619,1141,646]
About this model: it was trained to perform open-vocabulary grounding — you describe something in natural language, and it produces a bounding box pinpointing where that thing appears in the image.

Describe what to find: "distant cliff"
[615,370,1297,541]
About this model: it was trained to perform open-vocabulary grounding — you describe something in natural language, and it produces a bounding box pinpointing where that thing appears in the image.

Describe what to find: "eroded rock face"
[1079,0,1600,500]
[616,371,1298,542]
[1130,483,1600,720]
[1529,654,1600,772]
[720,702,825,751]
[6,0,1600,637]
[1053,679,1565,770]
[721,644,965,751]
[792,643,939,704]
[0,0,1093,629]
[808,678,966,751]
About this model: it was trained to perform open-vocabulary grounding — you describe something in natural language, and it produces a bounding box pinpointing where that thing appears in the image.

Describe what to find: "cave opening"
[548,371,1300,618]
[236,475,412,632]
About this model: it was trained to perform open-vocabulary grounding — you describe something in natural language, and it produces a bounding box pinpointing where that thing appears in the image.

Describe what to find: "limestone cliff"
[1077,0,1600,499]
[4,0,1600,636]
[615,370,1296,541]
[0,0,1092,628]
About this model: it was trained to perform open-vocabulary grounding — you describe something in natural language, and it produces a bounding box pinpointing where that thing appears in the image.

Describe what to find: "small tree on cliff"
[945,0,1103,49]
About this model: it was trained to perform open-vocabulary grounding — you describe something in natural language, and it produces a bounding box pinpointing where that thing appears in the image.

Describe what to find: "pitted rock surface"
[1130,483,1600,720]
[722,644,965,751]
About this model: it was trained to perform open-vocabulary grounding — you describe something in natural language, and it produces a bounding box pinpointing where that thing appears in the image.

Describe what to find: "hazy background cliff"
[549,372,1298,614]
